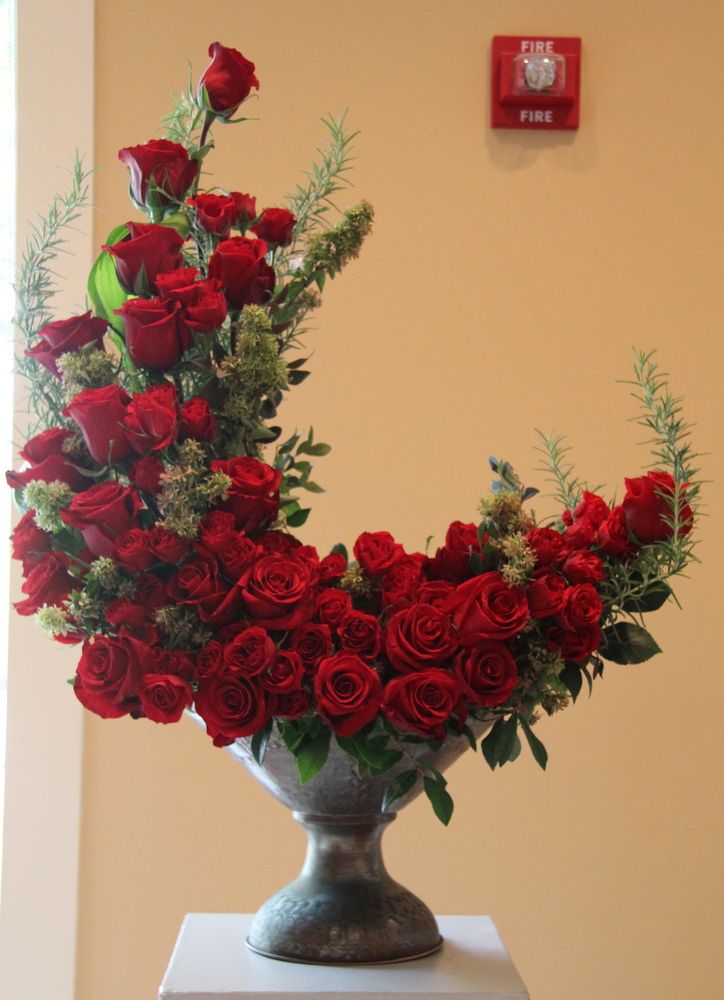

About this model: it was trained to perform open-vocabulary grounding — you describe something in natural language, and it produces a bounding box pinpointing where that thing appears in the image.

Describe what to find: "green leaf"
[461,724,478,752]
[496,714,518,765]
[423,774,454,826]
[382,769,418,810]
[87,225,129,332]
[622,580,672,613]
[250,720,273,766]
[301,480,325,494]
[560,663,583,702]
[519,717,548,770]
[331,543,348,561]
[481,718,504,770]
[286,507,311,527]
[601,622,662,664]
[300,442,331,457]
[296,728,331,784]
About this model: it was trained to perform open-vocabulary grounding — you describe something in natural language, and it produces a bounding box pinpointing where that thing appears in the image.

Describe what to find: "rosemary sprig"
[534,430,585,512]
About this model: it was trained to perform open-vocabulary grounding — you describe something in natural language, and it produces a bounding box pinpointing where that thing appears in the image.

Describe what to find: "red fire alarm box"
[491,36,581,130]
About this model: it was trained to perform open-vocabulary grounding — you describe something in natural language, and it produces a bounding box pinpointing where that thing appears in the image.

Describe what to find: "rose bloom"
[104,221,185,296]
[385,603,458,673]
[382,669,462,742]
[138,673,193,724]
[128,454,164,493]
[11,510,51,574]
[353,530,404,576]
[561,550,605,584]
[156,270,228,334]
[547,623,602,663]
[259,650,304,694]
[454,641,518,708]
[194,669,270,746]
[73,632,153,719]
[337,611,382,659]
[198,510,237,554]
[123,383,179,453]
[118,139,199,211]
[313,652,382,736]
[380,554,425,610]
[526,572,566,619]
[6,427,91,491]
[180,397,218,441]
[315,588,352,628]
[149,525,190,564]
[187,191,255,237]
[114,528,154,572]
[207,236,275,310]
[569,491,610,529]
[526,526,566,569]
[288,623,333,673]
[426,520,481,584]
[198,41,259,117]
[211,456,281,532]
[218,533,261,579]
[60,482,142,558]
[223,626,276,677]
[250,207,296,247]
[115,297,189,370]
[446,571,529,645]
[194,641,225,681]
[13,551,75,616]
[239,553,316,631]
[63,383,132,465]
[558,584,603,630]
[25,311,107,378]
[622,470,693,544]
[598,505,638,559]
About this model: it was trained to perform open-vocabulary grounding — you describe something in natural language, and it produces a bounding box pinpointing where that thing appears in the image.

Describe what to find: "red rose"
[562,550,605,584]
[128,454,164,494]
[597,505,638,558]
[239,553,315,630]
[417,580,455,609]
[149,526,190,564]
[198,42,259,117]
[250,208,296,247]
[156,269,228,334]
[138,673,193,723]
[123,384,179,453]
[558,584,603,630]
[382,669,462,742]
[258,530,302,554]
[115,297,189,370]
[194,641,225,681]
[338,611,382,659]
[104,599,149,633]
[13,551,75,616]
[218,533,261,579]
[207,236,275,310]
[315,588,352,628]
[211,456,281,531]
[622,471,693,544]
[385,603,458,673]
[353,531,404,576]
[547,623,602,663]
[562,520,597,551]
[198,510,237,553]
[63,384,132,464]
[74,632,152,719]
[25,311,107,378]
[6,427,91,491]
[114,528,154,571]
[288,623,333,673]
[525,572,567,619]
[319,552,347,582]
[156,650,194,679]
[104,222,185,296]
[118,139,198,211]
[427,520,480,583]
[570,491,610,529]
[194,670,270,746]
[526,526,566,569]
[187,192,254,237]
[275,688,310,720]
[223,626,276,676]
[11,510,51,573]
[155,266,201,300]
[168,556,229,615]
[454,641,518,708]
[259,650,304,694]
[313,652,382,736]
[135,572,168,611]
[61,482,142,557]
[446,571,529,645]
[380,554,425,610]
[180,397,218,441]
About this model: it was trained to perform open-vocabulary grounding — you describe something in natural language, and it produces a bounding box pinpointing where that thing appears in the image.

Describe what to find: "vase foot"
[245,934,443,966]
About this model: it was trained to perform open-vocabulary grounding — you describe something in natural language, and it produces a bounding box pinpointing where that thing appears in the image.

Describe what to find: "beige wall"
[77,2,724,998]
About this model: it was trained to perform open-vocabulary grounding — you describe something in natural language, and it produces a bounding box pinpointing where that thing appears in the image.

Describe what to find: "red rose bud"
[118,140,199,213]
[198,42,259,118]
[194,670,270,746]
[60,482,142,557]
[385,603,458,673]
[138,673,193,724]
[25,311,107,379]
[353,531,405,576]
[187,192,254,237]
[180,397,218,441]
[128,454,164,494]
[104,222,185,296]
[211,455,281,532]
[115,297,189,370]
[526,526,566,569]
[250,207,296,247]
[207,236,275,311]
[382,669,462,742]
[6,427,91,491]
[123,383,179,453]
[526,572,566,619]
[446,571,529,645]
[63,384,133,465]
[155,266,201,301]
[13,551,75,616]
[313,652,383,736]
[622,470,693,544]
[453,641,518,708]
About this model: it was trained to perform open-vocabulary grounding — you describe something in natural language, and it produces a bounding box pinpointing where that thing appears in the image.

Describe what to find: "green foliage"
[534,431,586,513]
[600,622,661,664]
[423,771,454,826]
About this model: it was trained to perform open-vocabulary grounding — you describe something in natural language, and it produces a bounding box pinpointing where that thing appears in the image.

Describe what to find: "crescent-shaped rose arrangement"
[8,43,700,822]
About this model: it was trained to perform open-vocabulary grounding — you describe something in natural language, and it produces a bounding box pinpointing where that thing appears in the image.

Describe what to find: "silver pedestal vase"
[208,717,492,965]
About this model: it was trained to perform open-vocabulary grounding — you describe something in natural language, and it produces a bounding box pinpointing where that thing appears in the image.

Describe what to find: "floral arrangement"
[8,43,699,823]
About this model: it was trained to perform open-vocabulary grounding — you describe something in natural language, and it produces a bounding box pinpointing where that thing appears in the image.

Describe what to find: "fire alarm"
[491,35,581,130]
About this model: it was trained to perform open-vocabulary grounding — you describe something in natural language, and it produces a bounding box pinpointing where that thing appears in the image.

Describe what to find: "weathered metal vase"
[217,719,491,965]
